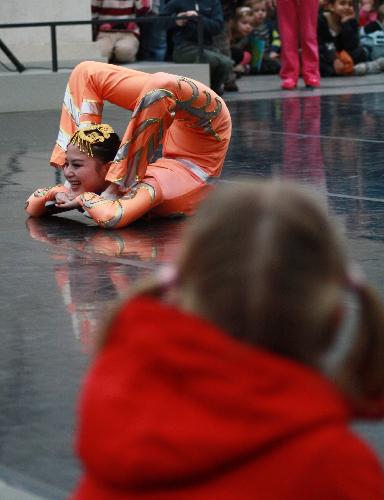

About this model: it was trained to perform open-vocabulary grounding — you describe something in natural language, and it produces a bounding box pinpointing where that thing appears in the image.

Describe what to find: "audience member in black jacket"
[161,0,233,94]
[318,0,368,76]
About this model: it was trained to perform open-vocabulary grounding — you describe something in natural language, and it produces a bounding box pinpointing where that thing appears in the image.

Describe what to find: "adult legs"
[95,32,115,61]
[277,0,300,84]
[114,33,140,63]
[299,0,320,84]
[139,21,167,61]
[172,43,233,94]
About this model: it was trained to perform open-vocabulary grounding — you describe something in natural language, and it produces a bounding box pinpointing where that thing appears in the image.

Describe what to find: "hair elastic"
[156,265,178,289]
[345,264,366,291]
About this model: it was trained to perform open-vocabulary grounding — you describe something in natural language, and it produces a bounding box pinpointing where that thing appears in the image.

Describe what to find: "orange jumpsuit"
[29,61,231,228]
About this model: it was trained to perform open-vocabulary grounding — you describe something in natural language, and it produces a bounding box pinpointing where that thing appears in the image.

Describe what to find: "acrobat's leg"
[50,61,152,170]
[50,62,105,168]
[105,72,178,190]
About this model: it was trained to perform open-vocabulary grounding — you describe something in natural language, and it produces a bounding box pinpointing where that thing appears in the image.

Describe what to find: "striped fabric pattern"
[91,0,152,19]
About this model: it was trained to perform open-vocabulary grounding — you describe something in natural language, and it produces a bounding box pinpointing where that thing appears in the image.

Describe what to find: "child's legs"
[277,0,300,81]
[96,32,116,60]
[299,0,320,81]
[114,33,140,63]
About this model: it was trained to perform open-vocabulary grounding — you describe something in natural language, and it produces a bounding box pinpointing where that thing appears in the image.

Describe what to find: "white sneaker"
[374,57,384,71]
[365,60,381,74]
[354,63,367,76]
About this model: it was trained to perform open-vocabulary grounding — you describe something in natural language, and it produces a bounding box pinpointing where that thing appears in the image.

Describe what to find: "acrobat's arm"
[25,185,71,217]
[78,184,157,229]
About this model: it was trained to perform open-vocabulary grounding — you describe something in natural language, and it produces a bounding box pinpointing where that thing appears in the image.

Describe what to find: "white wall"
[0,0,101,63]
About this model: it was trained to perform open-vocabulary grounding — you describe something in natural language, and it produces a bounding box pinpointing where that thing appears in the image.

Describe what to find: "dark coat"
[161,0,224,46]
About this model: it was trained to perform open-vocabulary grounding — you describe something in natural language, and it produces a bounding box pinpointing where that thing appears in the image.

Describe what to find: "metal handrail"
[0,15,205,72]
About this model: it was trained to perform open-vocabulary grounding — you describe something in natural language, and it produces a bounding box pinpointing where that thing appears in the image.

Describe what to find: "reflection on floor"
[1,91,384,498]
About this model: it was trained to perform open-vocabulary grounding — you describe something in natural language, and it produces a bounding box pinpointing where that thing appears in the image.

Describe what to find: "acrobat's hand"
[25,184,68,217]
[55,197,81,211]
[55,191,77,204]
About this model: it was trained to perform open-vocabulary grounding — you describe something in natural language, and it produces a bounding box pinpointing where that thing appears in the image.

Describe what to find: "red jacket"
[72,297,384,499]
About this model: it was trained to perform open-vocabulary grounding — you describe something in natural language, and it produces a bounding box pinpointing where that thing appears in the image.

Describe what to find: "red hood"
[75,297,355,493]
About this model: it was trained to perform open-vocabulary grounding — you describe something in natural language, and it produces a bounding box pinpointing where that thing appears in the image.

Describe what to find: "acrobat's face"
[64,144,109,195]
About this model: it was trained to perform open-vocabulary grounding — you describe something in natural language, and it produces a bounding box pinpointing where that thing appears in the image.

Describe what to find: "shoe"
[354,61,381,75]
[233,64,245,76]
[224,81,239,92]
[224,73,239,92]
[374,57,384,71]
[212,84,224,96]
[304,77,320,88]
[281,78,297,90]
[354,62,368,76]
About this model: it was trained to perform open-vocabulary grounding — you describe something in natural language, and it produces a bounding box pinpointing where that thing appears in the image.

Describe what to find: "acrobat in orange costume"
[26,61,232,229]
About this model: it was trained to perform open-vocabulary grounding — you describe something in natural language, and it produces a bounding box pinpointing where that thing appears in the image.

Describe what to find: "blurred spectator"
[229,6,254,75]
[318,0,384,75]
[72,179,384,499]
[360,3,384,60]
[138,0,168,60]
[359,0,379,27]
[92,0,152,63]
[319,0,330,10]
[160,0,233,95]
[242,0,280,74]
[212,0,239,91]
[266,0,320,89]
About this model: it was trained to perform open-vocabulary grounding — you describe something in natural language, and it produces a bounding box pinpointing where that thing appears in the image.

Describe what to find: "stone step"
[0,62,210,113]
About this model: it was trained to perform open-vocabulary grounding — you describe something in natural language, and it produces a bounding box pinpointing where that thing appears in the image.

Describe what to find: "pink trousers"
[277,0,320,82]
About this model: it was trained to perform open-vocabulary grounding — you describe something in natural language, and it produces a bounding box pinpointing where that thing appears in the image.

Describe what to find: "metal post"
[50,24,58,72]
[197,15,204,63]
[353,0,359,19]
[0,38,25,72]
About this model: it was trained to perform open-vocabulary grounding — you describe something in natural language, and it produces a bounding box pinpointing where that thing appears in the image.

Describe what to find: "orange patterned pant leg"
[106,85,177,189]
[50,62,104,168]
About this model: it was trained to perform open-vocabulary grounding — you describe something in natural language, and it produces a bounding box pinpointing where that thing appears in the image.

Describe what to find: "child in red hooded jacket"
[72,179,384,500]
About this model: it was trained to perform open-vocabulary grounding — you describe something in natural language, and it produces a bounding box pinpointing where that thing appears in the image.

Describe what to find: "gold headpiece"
[69,124,115,157]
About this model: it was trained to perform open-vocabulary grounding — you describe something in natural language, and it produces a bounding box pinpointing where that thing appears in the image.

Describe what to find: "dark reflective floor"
[1,92,384,498]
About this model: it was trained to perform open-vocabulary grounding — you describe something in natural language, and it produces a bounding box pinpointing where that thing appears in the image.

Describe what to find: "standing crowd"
[91,0,384,92]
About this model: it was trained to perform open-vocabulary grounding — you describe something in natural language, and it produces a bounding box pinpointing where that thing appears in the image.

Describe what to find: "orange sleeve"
[78,184,156,229]
[25,185,69,217]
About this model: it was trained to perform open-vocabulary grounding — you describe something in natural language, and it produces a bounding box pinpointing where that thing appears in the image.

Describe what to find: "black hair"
[85,130,121,164]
